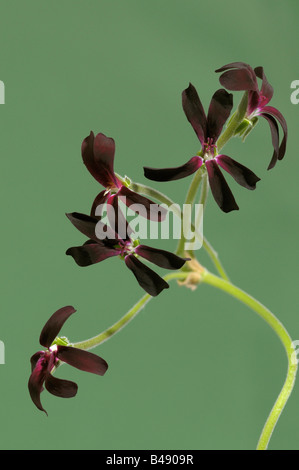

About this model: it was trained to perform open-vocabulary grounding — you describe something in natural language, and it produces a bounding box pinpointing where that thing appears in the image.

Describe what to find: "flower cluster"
[144,62,287,212]
[65,128,189,297]
[66,209,188,297]
[29,61,287,414]
[82,131,167,221]
[28,306,108,414]
[215,62,287,170]
[144,84,260,213]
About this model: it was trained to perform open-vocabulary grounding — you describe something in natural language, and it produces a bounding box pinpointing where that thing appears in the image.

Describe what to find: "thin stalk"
[187,172,209,259]
[217,91,248,151]
[175,167,204,257]
[130,179,228,280]
[73,271,189,351]
[201,270,297,450]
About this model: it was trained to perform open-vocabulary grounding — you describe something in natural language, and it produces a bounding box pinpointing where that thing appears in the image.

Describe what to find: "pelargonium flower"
[144,84,260,213]
[215,62,287,169]
[65,202,188,297]
[82,131,167,221]
[28,306,108,415]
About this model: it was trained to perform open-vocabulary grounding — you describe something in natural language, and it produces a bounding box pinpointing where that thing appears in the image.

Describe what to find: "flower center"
[203,138,216,160]
[114,240,135,257]
[259,93,268,108]
[114,238,140,258]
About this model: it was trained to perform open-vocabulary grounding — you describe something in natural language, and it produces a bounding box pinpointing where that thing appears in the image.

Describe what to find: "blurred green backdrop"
[1,0,298,450]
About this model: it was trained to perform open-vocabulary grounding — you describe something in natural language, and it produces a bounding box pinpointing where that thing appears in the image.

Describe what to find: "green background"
[1,0,298,450]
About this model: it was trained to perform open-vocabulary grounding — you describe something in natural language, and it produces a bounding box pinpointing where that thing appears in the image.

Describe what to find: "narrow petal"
[117,185,168,222]
[248,90,260,115]
[254,67,274,105]
[215,155,260,190]
[57,346,109,376]
[90,190,109,218]
[66,243,120,267]
[66,212,99,241]
[262,106,287,161]
[260,113,280,170]
[39,306,76,349]
[135,245,189,270]
[215,61,253,72]
[205,160,239,213]
[45,373,78,398]
[30,351,44,372]
[215,62,258,91]
[125,254,169,296]
[106,194,133,241]
[207,89,233,142]
[81,131,120,188]
[144,156,203,182]
[182,83,207,145]
[66,212,117,241]
[28,358,48,414]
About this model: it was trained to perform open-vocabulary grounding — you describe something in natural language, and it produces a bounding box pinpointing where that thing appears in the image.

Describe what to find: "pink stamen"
[203,137,216,155]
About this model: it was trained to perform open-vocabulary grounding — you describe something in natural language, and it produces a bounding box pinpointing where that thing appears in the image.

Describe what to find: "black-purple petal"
[66,212,117,241]
[182,83,207,145]
[254,67,274,105]
[205,160,239,213]
[57,346,109,376]
[206,89,233,142]
[106,194,133,241]
[45,373,78,398]
[30,351,44,372]
[66,243,120,267]
[81,132,120,189]
[39,306,76,349]
[90,190,109,218]
[144,156,203,182]
[125,254,169,296]
[135,245,189,270]
[117,185,168,222]
[28,358,48,414]
[262,106,288,162]
[260,113,280,170]
[215,155,260,190]
[215,62,258,91]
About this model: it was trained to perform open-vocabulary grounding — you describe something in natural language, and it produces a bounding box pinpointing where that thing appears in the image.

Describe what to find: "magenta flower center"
[203,138,217,160]
[114,239,135,257]
[38,347,59,372]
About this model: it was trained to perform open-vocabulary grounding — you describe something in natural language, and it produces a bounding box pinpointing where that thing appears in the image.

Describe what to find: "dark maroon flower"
[28,306,108,415]
[65,202,188,297]
[82,131,167,221]
[215,62,287,169]
[144,84,260,213]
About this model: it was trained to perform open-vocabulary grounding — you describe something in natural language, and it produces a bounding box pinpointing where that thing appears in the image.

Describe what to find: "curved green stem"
[202,237,229,282]
[73,265,295,450]
[130,179,229,280]
[201,270,297,450]
[73,271,189,351]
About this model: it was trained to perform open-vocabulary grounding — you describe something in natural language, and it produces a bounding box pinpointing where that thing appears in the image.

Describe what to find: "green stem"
[198,171,209,211]
[74,265,295,450]
[217,91,248,151]
[130,179,229,281]
[202,237,229,282]
[187,172,209,259]
[201,270,297,450]
[175,167,205,257]
[73,271,189,351]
